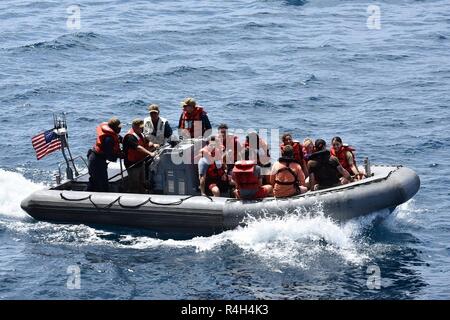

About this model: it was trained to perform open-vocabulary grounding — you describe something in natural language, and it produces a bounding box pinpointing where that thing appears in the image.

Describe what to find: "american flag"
[31,129,62,160]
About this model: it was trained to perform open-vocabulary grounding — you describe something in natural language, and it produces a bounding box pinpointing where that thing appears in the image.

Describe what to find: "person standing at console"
[178,97,212,139]
[87,117,123,192]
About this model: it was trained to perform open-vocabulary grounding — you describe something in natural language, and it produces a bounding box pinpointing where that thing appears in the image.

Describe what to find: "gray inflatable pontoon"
[21,165,420,237]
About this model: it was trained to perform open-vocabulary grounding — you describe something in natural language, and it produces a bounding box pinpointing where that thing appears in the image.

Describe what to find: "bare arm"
[199,175,206,195]
[269,163,277,185]
[301,159,309,178]
[309,173,317,191]
[337,165,352,181]
[346,151,360,176]
[137,145,155,158]
[297,166,306,187]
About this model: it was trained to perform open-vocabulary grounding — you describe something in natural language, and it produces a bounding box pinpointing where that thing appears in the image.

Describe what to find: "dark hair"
[314,139,326,151]
[281,133,292,142]
[282,145,294,158]
[332,136,343,144]
[218,123,228,130]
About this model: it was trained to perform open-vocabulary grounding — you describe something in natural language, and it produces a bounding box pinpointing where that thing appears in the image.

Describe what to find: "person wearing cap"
[307,139,353,191]
[178,97,212,139]
[87,117,123,192]
[123,118,156,193]
[143,104,173,147]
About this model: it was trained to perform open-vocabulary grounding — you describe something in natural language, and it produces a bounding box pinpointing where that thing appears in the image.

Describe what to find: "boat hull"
[21,166,420,237]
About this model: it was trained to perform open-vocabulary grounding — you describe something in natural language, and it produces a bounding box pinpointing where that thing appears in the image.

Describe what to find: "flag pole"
[54,113,77,180]
[61,114,79,177]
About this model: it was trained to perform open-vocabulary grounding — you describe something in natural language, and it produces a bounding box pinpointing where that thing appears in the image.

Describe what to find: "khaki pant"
[127,165,146,193]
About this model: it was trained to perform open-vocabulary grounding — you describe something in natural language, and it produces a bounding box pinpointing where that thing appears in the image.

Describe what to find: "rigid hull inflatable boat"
[21,138,420,237]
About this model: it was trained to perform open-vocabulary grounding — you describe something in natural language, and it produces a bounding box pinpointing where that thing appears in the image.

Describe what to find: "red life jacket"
[280,141,303,163]
[178,106,205,138]
[124,128,148,163]
[94,122,121,155]
[232,160,260,192]
[330,145,356,174]
[206,161,226,183]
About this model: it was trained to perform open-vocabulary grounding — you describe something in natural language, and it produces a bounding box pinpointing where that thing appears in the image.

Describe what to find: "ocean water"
[0,0,449,299]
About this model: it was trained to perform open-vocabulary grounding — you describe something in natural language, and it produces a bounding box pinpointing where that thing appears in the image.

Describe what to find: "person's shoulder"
[308,159,316,166]
[292,162,302,170]
[271,161,281,170]
[330,156,340,165]
[124,133,137,143]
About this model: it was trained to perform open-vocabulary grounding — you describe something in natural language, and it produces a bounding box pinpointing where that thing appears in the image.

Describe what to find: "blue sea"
[0,0,449,299]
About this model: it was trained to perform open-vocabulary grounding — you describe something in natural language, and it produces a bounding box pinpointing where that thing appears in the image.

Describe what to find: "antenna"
[53,113,79,179]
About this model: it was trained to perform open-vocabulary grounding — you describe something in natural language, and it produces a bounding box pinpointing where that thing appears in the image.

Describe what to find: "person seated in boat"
[280,133,309,177]
[123,119,156,193]
[241,132,271,184]
[302,137,314,162]
[232,160,273,200]
[178,97,212,139]
[217,123,241,170]
[143,104,173,149]
[198,136,229,197]
[330,136,364,180]
[307,139,353,191]
[87,117,124,192]
[270,145,308,198]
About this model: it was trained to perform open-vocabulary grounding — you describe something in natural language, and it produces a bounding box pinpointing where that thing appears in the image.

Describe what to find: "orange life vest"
[274,159,300,189]
[232,160,260,192]
[124,128,148,163]
[94,122,121,156]
[330,145,356,174]
[178,106,206,137]
[280,141,303,163]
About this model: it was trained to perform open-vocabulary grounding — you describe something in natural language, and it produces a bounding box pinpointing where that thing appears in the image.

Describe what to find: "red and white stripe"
[31,132,62,160]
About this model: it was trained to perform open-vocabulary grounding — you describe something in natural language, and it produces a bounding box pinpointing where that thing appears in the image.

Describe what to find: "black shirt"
[122,134,139,168]
[308,150,341,189]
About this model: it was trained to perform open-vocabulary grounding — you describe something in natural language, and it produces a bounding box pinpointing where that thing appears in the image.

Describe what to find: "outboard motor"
[148,138,203,195]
